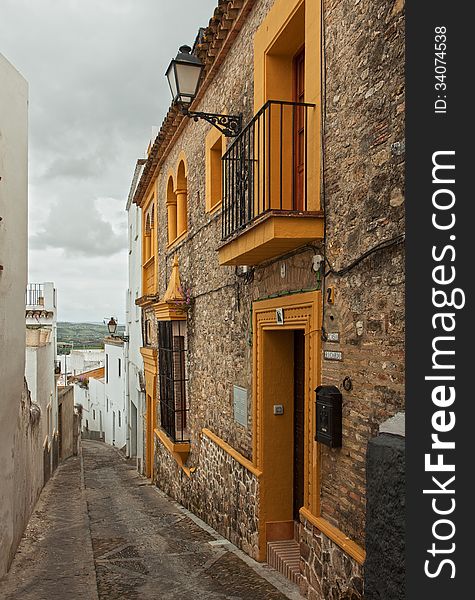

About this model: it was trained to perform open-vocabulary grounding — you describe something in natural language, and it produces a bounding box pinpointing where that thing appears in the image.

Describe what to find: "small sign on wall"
[233,385,248,427]
[276,308,284,324]
[324,350,343,361]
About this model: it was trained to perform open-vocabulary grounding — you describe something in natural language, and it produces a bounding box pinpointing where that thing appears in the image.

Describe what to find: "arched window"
[142,199,156,295]
[176,159,188,238]
[166,156,188,246]
[166,175,177,244]
[150,206,155,257]
[144,213,151,261]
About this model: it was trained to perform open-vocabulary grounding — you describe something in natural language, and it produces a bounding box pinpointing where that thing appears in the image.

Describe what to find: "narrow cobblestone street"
[0,441,300,600]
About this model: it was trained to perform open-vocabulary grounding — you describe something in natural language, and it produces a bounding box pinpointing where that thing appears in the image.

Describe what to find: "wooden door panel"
[293,47,305,211]
[293,330,305,520]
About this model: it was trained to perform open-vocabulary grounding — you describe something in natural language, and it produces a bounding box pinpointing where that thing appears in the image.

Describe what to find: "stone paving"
[0,449,97,600]
[0,440,301,600]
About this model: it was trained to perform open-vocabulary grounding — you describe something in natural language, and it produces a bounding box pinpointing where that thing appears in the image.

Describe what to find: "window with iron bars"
[158,320,189,442]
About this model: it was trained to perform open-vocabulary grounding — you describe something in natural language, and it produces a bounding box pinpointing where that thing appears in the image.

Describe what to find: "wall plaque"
[326,332,340,343]
[324,350,343,361]
[233,385,248,427]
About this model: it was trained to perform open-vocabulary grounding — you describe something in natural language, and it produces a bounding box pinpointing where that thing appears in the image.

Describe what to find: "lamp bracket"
[180,107,242,137]
[111,334,129,343]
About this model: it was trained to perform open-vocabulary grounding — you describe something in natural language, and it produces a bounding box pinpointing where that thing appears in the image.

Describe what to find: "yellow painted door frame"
[140,347,158,480]
[252,290,321,561]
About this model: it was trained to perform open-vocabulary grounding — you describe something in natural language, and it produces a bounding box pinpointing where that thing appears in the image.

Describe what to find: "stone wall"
[8,381,44,574]
[154,0,323,463]
[153,430,260,559]
[138,0,405,597]
[153,0,277,464]
[299,516,364,600]
[319,0,405,546]
[150,0,404,551]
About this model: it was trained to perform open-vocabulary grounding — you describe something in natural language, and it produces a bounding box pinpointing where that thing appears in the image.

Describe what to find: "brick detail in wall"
[319,0,405,546]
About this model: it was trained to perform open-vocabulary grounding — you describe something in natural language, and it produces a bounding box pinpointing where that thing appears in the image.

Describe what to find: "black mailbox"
[315,385,342,448]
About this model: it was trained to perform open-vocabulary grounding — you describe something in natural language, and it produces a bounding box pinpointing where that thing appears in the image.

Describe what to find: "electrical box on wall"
[315,385,342,448]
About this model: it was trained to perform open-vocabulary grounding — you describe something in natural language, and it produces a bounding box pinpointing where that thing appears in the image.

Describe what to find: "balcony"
[26,283,45,307]
[218,100,324,266]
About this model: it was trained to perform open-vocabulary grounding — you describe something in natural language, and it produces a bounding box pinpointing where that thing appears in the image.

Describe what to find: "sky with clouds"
[0,0,217,322]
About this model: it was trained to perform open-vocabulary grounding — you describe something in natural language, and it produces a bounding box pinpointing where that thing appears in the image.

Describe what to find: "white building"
[88,375,106,435]
[69,349,104,376]
[126,159,146,471]
[104,338,127,448]
[25,282,59,470]
[73,381,88,422]
[57,348,103,386]
[0,52,29,576]
[74,340,127,449]
[73,366,105,441]
[68,337,129,450]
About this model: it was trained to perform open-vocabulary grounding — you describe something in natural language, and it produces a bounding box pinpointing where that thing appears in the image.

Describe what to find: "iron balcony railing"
[26,283,44,307]
[222,100,315,241]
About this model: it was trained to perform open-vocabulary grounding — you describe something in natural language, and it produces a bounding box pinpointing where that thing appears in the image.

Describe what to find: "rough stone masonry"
[137,0,405,598]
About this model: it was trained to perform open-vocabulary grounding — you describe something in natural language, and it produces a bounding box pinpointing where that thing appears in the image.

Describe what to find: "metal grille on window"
[158,320,189,442]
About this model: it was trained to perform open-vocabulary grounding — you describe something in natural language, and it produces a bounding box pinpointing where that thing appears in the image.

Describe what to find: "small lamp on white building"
[107,317,118,336]
[107,317,129,342]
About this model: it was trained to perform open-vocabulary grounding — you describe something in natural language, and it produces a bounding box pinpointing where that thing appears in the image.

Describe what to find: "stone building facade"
[130,0,404,598]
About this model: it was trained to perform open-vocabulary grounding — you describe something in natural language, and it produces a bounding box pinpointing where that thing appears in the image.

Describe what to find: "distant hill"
[57,322,125,352]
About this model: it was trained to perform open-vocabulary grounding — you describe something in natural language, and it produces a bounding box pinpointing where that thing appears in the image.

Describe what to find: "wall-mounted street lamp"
[165,45,242,137]
[107,317,129,342]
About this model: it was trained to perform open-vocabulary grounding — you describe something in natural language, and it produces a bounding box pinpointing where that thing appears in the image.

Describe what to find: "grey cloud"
[30,199,125,257]
[0,0,217,319]
[42,156,103,180]
[28,247,128,322]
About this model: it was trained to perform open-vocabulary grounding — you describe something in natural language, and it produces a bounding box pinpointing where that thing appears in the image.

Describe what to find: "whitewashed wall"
[89,377,106,436]
[104,340,126,448]
[69,349,104,375]
[126,185,145,469]
[0,52,29,576]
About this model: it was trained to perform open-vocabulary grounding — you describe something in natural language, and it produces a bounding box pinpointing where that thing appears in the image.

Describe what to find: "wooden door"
[146,395,153,478]
[293,47,305,211]
[293,330,305,520]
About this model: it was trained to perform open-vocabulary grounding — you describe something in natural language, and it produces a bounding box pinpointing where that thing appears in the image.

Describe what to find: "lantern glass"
[165,45,203,105]
[107,317,117,335]
[174,62,202,103]
[165,61,178,100]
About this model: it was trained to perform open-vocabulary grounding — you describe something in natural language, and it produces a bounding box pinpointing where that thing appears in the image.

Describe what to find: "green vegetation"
[57,322,126,353]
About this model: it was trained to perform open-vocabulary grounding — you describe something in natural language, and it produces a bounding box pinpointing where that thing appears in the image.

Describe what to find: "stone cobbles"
[0,452,98,600]
[0,441,299,599]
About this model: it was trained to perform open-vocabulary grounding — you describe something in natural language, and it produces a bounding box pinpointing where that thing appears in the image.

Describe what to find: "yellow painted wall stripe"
[300,507,366,565]
[202,428,263,479]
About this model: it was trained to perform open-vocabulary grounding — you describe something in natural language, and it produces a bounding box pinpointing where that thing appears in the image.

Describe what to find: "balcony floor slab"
[218,211,324,266]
